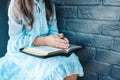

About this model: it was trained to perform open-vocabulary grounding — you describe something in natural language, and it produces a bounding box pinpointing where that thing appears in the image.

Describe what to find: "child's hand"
[58,33,70,47]
[45,34,69,48]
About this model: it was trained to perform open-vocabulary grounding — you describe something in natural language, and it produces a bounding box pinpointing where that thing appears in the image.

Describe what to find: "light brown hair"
[13,0,53,27]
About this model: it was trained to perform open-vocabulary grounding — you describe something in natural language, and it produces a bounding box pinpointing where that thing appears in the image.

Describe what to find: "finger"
[58,33,64,39]
[60,43,69,48]
[53,34,61,39]
[54,38,68,48]
[64,37,69,44]
[56,42,69,49]
[56,38,66,44]
[63,38,70,48]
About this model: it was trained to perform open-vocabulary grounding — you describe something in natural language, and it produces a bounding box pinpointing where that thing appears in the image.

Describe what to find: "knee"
[64,74,78,80]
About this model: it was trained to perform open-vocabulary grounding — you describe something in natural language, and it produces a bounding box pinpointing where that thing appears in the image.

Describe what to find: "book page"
[34,46,62,53]
[22,46,62,56]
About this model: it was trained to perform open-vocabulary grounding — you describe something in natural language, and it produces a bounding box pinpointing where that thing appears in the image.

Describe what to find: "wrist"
[32,36,48,46]
[44,36,48,46]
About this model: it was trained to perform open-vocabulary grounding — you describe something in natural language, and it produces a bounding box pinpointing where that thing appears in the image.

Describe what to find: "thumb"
[58,33,64,39]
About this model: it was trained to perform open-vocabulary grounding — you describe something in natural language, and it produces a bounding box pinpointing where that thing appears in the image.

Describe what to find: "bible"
[20,44,82,58]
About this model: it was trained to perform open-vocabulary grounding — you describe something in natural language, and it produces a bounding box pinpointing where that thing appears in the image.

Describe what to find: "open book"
[20,44,82,58]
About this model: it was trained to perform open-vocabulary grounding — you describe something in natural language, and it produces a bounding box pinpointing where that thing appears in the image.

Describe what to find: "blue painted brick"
[76,33,113,49]
[96,49,120,65]
[52,0,63,5]
[65,19,120,36]
[56,6,77,19]
[103,0,120,6]
[57,19,66,30]
[101,22,120,37]
[98,75,117,80]
[56,7,66,18]
[64,0,101,5]
[65,19,101,34]
[113,37,120,52]
[78,6,120,20]
[111,66,120,79]
[84,61,111,75]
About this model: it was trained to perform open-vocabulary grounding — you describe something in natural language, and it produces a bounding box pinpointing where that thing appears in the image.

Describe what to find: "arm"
[48,4,59,35]
[8,0,40,52]
[33,4,69,48]
[47,4,70,47]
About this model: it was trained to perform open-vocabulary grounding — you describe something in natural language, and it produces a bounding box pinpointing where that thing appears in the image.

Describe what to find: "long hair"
[13,0,53,27]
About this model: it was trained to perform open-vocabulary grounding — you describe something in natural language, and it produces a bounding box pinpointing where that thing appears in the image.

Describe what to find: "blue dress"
[0,0,84,80]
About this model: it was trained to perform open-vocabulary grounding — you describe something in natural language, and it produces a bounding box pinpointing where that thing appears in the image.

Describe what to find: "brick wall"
[53,0,120,80]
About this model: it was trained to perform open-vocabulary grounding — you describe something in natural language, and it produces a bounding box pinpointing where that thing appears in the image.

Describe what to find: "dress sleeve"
[48,4,59,35]
[8,0,38,52]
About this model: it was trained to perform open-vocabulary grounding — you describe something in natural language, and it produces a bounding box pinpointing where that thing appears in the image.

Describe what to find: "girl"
[0,0,84,80]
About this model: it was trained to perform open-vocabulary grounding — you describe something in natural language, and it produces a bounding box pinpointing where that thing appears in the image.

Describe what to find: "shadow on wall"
[75,47,95,65]
[0,0,9,57]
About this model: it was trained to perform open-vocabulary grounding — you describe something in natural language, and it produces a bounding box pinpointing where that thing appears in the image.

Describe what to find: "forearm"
[32,36,47,46]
